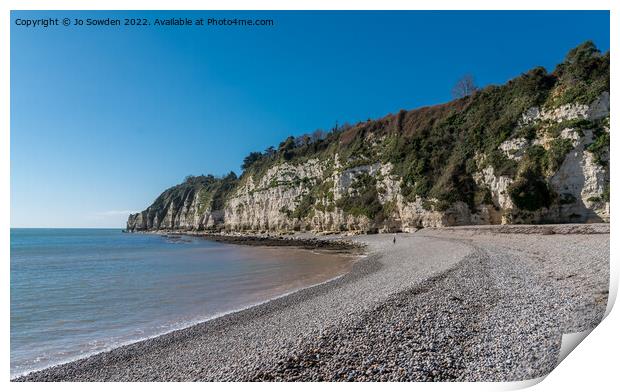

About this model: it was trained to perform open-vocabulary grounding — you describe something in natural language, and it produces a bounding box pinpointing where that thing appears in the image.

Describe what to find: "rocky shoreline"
[192,233,364,252]
[136,230,366,252]
[15,225,609,382]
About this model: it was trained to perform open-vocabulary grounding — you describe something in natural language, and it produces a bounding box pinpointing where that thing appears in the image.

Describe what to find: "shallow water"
[10,228,354,377]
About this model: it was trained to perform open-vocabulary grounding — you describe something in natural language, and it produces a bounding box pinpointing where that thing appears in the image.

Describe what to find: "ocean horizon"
[10,228,354,377]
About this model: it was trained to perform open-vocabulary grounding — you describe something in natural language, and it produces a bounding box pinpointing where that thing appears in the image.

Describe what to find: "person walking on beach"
[393,236,396,244]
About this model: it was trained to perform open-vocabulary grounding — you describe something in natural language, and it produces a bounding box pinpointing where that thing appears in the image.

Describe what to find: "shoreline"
[154,230,366,252]
[11,264,359,380]
[11,236,364,380]
[14,236,383,381]
[15,224,609,381]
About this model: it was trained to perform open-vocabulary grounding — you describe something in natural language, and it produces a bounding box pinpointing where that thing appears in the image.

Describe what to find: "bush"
[486,150,518,177]
[587,131,610,167]
[508,146,554,211]
[548,41,609,107]
[241,152,264,170]
[602,185,610,203]
[508,168,553,211]
[560,193,577,205]
[546,138,574,173]
[336,173,383,220]
[474,187,494,205]
[292,193,316,219]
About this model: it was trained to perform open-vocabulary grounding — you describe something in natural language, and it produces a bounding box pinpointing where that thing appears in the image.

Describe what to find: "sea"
[10,228,354,377]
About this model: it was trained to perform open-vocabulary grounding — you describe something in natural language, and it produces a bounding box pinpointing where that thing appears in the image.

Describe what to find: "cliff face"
[127,42,610,233]
[127,173,236,231]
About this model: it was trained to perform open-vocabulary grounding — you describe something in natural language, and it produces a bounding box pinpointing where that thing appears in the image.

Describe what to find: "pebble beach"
[15,224,609,382]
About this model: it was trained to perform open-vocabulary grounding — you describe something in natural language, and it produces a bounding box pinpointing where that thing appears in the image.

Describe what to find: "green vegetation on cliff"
[151,172,239,218]
[336,173,384,221]
[130,42,610,231]
[239,41,608,212]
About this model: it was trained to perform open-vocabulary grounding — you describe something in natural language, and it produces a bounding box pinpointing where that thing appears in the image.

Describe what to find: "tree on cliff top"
[452,74,479,99]
[241,151,263,170]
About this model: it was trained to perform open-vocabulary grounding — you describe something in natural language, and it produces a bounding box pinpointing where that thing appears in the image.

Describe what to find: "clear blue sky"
[10,11,609,228]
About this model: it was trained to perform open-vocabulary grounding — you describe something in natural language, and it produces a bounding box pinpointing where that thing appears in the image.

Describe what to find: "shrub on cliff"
[507,146,555,211]
[336,173,384,221]
[549,41,610,107]
[587,130,610,167]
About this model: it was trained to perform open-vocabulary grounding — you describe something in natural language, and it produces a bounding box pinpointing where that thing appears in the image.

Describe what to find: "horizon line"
[11,227,124,230]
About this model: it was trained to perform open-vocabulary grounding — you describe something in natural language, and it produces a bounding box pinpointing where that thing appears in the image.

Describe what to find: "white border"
[1,1,617,391]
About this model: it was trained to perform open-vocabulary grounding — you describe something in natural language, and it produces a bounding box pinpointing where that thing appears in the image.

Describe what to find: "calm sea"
[10,228,353,377]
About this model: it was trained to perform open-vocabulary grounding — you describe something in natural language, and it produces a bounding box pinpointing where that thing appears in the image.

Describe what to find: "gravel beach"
[15,224,609,382]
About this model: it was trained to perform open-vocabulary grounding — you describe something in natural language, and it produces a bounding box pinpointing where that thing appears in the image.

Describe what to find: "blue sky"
[11,11,609,228]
